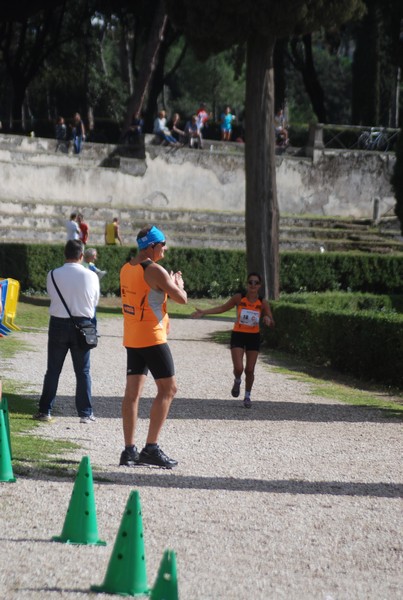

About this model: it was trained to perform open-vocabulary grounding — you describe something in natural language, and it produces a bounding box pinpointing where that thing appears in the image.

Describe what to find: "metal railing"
[322,124,400,152]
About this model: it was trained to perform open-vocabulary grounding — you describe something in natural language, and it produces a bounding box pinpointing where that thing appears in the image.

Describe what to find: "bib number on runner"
[239,309,260,327]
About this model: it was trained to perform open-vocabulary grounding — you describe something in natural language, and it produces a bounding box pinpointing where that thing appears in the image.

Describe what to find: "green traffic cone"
[0,407,15,482]
[53,455,106,545]
[0,398,12,459]
[91,490,149,596]
[150,550,178,600]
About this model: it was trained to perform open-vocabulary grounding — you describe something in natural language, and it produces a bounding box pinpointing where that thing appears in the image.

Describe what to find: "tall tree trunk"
[144,47,167,131]
[301,34,327,123]
[11,76,28,131]
[121,1,168,138]
[352,1,381,125]
[290,34,327,123]
[274,38,287,113]
[245,32,279,300]
[121,21,134,95]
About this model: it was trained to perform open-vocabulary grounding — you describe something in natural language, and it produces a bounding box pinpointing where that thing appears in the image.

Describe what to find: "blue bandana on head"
[137,225,166,249]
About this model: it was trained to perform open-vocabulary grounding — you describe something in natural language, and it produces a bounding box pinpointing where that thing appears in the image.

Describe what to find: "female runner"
[191,272,274,407]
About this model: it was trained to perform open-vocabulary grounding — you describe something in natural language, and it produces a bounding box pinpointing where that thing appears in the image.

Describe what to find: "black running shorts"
[126,343,175,379]
[230,331,261,352]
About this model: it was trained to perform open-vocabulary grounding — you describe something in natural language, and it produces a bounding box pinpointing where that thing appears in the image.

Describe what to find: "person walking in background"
[33,240,100,423]
[191,272,274,408]
[83,247,107,280]
[55,116,67,152]
[105,217,122,245]
[72,112,85,154]
[65,212,80,241]
[119,225,187,469]
[220,105,235,141]
[77,212,89,245]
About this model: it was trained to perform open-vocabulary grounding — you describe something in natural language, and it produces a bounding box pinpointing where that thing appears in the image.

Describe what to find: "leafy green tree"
[289,34,327,123]
[165,0,365,298]
[0,5,66,129]
[0,1,97,130]
[166,43,246,122]
[286,31,354,124]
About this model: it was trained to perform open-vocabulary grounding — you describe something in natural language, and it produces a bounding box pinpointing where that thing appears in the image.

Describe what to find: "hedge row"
[267,301,403,387]
[1,243,403,296]
[280,291,403,313]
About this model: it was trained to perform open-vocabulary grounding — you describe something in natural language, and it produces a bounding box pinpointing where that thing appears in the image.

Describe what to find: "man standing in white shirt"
[33,240,100,423]
[65,212,80,241]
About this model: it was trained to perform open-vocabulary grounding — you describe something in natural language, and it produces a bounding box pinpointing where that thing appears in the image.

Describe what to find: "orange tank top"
[233,296,262,334]
[120,260,168,348]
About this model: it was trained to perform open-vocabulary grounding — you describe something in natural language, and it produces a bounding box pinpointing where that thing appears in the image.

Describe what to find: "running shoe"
[80,414,96,424]
[243,397,252,408]
[231,380,241,398]
[139,445,178,469]
[119,446,140,466]
[33,412,52,422]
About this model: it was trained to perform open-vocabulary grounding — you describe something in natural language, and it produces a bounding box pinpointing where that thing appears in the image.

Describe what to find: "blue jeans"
[39,317,93,417]
[73,134,83,154]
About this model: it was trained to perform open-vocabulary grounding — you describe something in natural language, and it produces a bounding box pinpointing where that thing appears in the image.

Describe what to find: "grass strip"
[210,329,403,419]
[3,380,80,477]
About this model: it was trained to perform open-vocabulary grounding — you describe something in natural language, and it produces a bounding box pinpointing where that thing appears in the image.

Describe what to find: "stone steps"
[0,200,402,253]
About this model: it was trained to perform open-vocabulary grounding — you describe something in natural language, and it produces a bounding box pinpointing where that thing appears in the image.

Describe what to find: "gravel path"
[1,316,402,599]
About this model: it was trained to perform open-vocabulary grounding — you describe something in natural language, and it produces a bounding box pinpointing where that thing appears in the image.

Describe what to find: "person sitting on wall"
[184,115,203,149]
[171,113,186,144]
[125,112,144,144]
[153,110,180,147]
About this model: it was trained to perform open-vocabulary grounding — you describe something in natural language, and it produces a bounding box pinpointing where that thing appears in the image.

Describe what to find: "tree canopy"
[165,0,366,298]
[1,0,402,299]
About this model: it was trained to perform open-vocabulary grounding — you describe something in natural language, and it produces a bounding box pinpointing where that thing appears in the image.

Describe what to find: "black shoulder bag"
[51,270,98,350]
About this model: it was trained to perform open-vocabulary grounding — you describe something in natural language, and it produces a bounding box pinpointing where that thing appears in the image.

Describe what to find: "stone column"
[305,123,324,163]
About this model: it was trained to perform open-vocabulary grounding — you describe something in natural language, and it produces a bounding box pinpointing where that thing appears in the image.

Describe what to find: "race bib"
[239,308,260,327]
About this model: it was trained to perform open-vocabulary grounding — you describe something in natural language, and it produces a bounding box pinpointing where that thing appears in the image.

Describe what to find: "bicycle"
[357,127,389,151]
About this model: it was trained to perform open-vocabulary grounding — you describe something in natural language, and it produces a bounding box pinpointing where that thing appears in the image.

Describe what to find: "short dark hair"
[70,212,77,220]
[64,239,83,260]
[247,272,261,282]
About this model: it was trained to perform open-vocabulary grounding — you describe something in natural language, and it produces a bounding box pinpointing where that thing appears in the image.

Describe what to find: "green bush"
[288,123,309,148]
[2,240,403,386]
[161,247,246,296]
[280,291,403,314]
[267,300,403,387]
[280,252,403,294]
[0,243,247,297]
[1,244,403,297]
[0,244,134,295]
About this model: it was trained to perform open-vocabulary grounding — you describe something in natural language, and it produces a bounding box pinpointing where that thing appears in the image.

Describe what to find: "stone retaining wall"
[0,133,396,219]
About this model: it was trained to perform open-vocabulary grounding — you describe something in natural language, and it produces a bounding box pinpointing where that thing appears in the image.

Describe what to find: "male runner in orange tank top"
[119,225,187,468]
